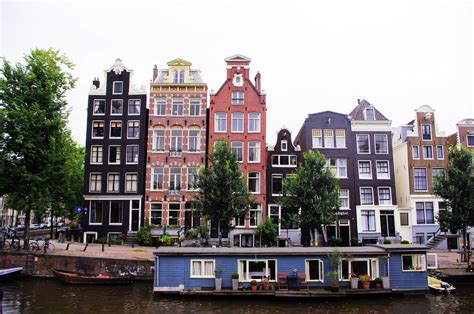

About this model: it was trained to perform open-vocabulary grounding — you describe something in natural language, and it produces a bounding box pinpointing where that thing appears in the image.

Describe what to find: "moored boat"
[428,275,456,294]
[0,267,23,281]
[51,269,133,285]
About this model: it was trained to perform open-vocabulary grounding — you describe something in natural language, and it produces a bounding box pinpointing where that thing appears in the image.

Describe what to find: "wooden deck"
[160,288,397,298]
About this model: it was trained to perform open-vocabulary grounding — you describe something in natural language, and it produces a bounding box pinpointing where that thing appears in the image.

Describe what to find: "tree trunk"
[50,205,54,240]
[463,226,469,267]
[23,208,31,250]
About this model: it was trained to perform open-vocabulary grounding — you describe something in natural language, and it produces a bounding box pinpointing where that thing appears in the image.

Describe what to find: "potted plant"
[231,273,239,290]
[334,238,343,247]
[250,280,258,291]
[350,272,359,289]
[359,275,371,289]
[326,270,340,292]
[373,277,382,289]
[214,266,223,291]
[262,276,270,290]
[327,248,342,292]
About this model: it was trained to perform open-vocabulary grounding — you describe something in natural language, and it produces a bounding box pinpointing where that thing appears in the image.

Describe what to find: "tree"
[279,150,340,246]
[0,49,76,248]
[434,145,474,265]
[194,142,252,243]
[256,217,278,247]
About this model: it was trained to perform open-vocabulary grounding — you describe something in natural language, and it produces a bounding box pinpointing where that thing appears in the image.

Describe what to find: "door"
[185,211,192,229]
[447,236,458,250]
[131,210,139,231]
[339,226,350,246]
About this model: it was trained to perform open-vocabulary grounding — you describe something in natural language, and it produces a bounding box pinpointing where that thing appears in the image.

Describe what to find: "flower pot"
[232,279,239,290]
[375,283,382,289]
[263,284,270,290]
[381,276,390,289]
[251,285,257,291]
[215,278,222,291]
[350,278,359,289]
[362,282,370,289]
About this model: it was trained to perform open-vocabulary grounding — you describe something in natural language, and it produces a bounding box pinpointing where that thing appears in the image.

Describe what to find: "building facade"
[208,55,267,241]
[82,59,148,243]
[349,100,398,244]
[392,105,451,248]
[145,59,207,231]
[266,128,302,246]
[294,110,356,246]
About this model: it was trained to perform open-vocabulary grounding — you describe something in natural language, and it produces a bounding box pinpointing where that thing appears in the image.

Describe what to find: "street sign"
[75,206,83,214]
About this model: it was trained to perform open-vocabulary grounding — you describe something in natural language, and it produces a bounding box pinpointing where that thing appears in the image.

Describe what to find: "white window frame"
[187,167,198,191]
[422,145,433,160]
[215,112,227,133]
[127,120,140,139]
[190,259,215,278]
[188,129,201,153]
[364,108,376,121]
[107,173,120,192]
[189,99,201,116]
[125,172,138,193]
[324,129,334,148]
[248,172,260,194]
[356,134,370,154]
[172,99,184,116]
[91,121,105,139]
[128,99,141,115]
[108,145,121,165]
[89,173,102,192]
[305,259,324,282]
[89,200,103,225]
[109,120,122,139]
[248,141,260,163]
[467,135,474,147]
[413,167,428,192]
[109,200,123,225]
[358,160,372,179]
[152,128,165,152]
[167,203,180,225]
[231,141,244,163]
[339,258,379,281]
[335,129,346,148]
[376,160,390,179]
[90,145,103,164]
[339,189,350,210]
[231,91,244,105]
[231,112,244,133]
[360,187,374,205]
[281,140,288,151]
[377,187,392,205]
[150,203,163,225]
[271,174,283,196]
[374,134,388,154]
[401,254,426,272]
[312,129,322,148]
[93,99,106,115]
[126,145,139,164]
[412,145,420,160]
[112,81,123,95]
[237,259,277,282]
[248,112,261,133]
[154,98,167,116]
[436,145,444,160]
[151,167,164,191]
[110,99,123,115]
[421,124,432,141]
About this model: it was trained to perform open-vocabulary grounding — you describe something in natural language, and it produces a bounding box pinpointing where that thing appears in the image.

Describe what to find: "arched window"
[152,127,165,152]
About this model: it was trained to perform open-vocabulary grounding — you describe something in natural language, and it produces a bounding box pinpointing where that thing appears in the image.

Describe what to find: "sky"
[1,0,473,146]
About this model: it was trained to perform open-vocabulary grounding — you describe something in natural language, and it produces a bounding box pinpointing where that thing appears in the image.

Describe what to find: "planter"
[263,284,270,290]
[381,276,390,289]
[251,285,257,291]
[375,283,382,289]
[350,277,359,289]
[215,278,222,291]
[232,279,239,290]
[361,282,370,289]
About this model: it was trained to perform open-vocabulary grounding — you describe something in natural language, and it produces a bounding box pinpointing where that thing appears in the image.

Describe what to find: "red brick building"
[208,55,267,244]
[145,59,207,231]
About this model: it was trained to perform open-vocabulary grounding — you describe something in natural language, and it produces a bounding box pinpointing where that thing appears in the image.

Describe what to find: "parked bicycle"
[4,236,22,250]
[29,238,55,253]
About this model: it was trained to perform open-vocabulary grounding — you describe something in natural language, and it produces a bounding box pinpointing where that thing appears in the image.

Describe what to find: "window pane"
[357,135,369,153]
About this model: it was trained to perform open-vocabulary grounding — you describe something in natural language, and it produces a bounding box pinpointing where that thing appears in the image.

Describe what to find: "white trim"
[92,99,106,116]
[248,112,261,133]
[88,172,102,193]
[421,124,432,141]
[436,145,444,160]
[84,195,142,200]
[237,259,277,282]
[231,112,244,133]
[374,134,389,154]
[88,200,103,225]
[422,145,434,160]
[413,167,428,192]
[83,232,98,244]
[108,145,121,165]
[190,259,216,278]
[401,254,426,272]
[377,187,392,205]
[375,160,390,180]
[90,145,103,165]
[107,172,120,193]
[304,259,324,282]
[128,199,141,232]
[91,120,105,139]
[124,172,138,193]
[110,99,124,115]
[357,160,372,180]
[214,112,227,133]
[412,145,420,160]
[112,81,124,95]
[109,200,123,226]
[127,99,141,115]
[466,135,474,147]
[109,120,122,139]
[125,145,139,164]
[339,258,379,281]
[360,187,374,206]
[126,120,140,139]
[356,134,371,154]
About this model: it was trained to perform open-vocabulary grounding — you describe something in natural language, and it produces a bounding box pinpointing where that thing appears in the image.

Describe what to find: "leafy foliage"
[194,141,252,235]
[137,226,152,246]
[0,49,76,248]
[279,150,340,245]
[256,217,278,247]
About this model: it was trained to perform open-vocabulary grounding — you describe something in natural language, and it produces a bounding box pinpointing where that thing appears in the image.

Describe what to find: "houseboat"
[153,244,429,296]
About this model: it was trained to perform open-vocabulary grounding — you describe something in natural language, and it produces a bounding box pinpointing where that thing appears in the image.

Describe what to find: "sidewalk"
[430,249,470,269]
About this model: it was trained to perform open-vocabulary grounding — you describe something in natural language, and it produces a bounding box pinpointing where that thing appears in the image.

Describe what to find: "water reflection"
[1,278,473,313]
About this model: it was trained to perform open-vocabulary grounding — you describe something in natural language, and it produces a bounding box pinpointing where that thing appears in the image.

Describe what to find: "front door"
[185,211,192,229]
[339,225,350,246]
[131,210,139,231]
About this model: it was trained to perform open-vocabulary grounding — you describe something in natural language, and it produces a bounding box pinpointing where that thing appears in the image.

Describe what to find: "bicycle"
[29,238,55,253]
[5,236,22,250]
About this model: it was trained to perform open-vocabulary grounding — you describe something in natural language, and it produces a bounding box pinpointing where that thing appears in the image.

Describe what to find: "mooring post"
[132,241,134,248]
[102,243,105,252]
[83,243,88,252]
[66,243,70,250]
[108,238,111,247]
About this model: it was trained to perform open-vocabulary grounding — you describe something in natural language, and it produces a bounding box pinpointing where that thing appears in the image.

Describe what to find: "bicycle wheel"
[11,240,21,250]
[29,241,39,252]
[46,242,55,253]
[3,240,11,250]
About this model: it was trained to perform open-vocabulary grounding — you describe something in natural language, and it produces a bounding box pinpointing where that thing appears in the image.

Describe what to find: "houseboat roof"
[370,244,429,251]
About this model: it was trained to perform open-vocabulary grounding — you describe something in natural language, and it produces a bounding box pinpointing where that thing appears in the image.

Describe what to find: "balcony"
[168,189,181,196]
[169,150,182,158]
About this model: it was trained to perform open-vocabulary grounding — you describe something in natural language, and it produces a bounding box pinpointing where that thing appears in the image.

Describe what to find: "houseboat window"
[238,260,276,281]
[190,260,215,278]
[340,258,378,280]
[305,259,323,282]
[402,254,426,271]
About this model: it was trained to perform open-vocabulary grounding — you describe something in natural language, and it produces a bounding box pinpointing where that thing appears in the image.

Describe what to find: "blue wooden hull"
[0,267,23,281]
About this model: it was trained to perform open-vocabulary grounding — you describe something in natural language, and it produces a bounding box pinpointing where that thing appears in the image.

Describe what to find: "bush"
[110,239,123,245]
[95,236,107,244]
[232,272,239,279]
[256,217,278,247]
[334,238,343,247]
[197,225,209,239]
[160,234,172,246]
[383,239,392,244]
[185,228,198,239]
[401,240,410,244]
[351,237,359,246]
[137,226,152,246]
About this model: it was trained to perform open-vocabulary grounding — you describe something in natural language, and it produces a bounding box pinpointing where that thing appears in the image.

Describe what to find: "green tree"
[194,141,252,243]
[256,217,278,247]
[0,49,76,248]
[279,150,340,246]
[434,145,474,265]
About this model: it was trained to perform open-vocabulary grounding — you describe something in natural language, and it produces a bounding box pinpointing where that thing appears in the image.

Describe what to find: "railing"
[169,150,182,157]
[168,189,181,196]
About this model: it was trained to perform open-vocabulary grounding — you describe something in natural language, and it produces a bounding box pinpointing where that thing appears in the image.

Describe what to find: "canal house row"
[79,56,469,250]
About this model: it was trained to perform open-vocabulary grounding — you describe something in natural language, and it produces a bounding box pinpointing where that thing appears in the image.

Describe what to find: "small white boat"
[0,267,23,281]
[428,275,456,294]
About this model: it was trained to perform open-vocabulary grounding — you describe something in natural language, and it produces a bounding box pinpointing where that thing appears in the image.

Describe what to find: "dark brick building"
[82,59,148,242]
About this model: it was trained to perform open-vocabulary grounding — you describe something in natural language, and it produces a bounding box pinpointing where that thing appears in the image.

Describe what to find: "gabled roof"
[167,58,192,67]
[225,54,251,63]
[307,110,350,119]
[106,58,131,75]
[349,99,389,121]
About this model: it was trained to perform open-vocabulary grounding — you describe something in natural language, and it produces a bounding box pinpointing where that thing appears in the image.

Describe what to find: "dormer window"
[364,108,375,120]
[113,81,123,95]
[173,71,179,83]
[179,70,185,83]
[421,125,432,141]
[281,140,288,151]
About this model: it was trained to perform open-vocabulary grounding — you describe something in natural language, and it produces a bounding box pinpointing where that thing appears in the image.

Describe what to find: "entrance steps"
[426,234,446,249]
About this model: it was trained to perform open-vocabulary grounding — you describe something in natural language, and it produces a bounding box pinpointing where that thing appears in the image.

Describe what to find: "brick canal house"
[392,105,451,249]
[145,59,207,232]
[208,55,267,244]
[294,100,398,246]
[82,59,148,243]
[266,128,303,246]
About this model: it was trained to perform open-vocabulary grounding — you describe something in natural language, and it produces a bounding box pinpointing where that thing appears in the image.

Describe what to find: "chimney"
[153,65,158,82]
[92,77,100,88]
[255,71,261,93]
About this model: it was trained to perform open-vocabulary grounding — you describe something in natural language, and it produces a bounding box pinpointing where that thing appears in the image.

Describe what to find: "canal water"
[1,278,473,313]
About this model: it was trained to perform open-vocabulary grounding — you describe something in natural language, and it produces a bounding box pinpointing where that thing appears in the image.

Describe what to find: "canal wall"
[0,251,153,280]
